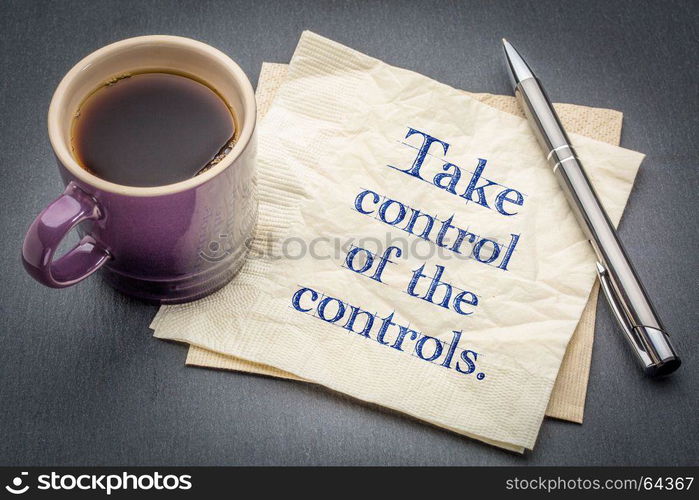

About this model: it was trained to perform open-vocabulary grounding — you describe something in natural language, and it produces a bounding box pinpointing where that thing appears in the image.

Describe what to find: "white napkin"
[152,32,643,451]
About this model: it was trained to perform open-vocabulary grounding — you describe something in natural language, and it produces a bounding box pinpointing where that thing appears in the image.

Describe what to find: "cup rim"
[47,35,256,197]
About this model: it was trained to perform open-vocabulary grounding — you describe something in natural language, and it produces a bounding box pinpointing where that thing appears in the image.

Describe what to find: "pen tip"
[502,38,534,87]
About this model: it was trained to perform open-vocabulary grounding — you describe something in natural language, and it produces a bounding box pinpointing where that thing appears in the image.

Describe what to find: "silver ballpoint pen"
[502,39,681,376]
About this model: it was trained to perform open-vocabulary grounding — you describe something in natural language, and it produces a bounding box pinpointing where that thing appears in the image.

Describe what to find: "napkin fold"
[152,32,643,451]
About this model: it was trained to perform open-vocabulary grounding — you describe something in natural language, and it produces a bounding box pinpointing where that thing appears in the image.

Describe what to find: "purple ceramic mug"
[21,36,257,303]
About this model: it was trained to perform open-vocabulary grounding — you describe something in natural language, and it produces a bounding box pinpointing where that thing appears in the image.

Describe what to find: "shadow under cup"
[23,36,258,303]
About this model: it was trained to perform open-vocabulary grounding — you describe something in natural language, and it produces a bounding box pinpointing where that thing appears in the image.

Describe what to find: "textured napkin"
[184,61,624,426]
[152,32,642,451]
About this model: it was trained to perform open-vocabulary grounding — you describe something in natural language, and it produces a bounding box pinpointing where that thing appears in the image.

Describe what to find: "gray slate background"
[1,0,697,466]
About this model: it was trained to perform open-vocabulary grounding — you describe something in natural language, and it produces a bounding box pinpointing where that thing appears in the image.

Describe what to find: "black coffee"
[72,72,236,187]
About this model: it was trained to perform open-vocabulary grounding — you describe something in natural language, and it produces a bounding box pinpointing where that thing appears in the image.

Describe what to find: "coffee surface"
[72,72,235,187]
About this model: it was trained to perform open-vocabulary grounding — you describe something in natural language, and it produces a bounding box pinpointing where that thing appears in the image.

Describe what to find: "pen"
[502,39,681,376]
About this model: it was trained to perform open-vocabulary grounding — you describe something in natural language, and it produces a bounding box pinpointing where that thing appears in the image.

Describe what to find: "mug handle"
[22,182,111,288]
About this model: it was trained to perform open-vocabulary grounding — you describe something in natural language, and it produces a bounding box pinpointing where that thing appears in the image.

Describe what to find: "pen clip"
[595,262,645,357]
[596,261,681,376]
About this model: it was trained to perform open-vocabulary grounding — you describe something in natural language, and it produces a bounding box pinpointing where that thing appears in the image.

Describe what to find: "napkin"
[184,61,625,425]
[152,32,643,451]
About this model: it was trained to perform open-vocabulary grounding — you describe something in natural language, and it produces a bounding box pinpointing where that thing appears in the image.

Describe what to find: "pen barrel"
[515,78,681,376]
[552,158,679,375]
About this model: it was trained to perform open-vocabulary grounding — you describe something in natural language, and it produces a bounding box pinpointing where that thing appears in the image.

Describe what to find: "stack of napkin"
[151,32,643,452]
